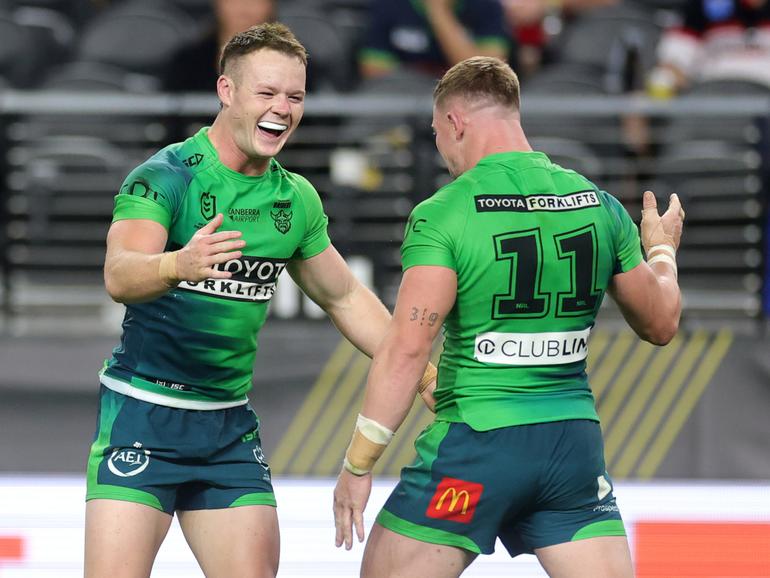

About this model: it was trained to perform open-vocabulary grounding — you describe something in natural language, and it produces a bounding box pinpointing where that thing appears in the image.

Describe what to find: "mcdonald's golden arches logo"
[426,476,484,524]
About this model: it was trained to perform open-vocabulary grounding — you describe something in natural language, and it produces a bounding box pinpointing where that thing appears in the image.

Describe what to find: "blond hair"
[433,56,520,112]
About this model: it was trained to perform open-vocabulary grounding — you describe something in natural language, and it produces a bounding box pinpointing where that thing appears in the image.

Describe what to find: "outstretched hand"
[175,213,246,282]
[640,191,685,254]
[333,468,372,550]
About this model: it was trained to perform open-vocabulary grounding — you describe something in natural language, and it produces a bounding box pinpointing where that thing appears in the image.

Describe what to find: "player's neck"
[207,120,270,176]
[466,121,532,168]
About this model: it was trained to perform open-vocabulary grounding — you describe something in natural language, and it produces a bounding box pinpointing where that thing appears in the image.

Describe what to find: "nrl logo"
[270,201,292,234]
[201,191,217,220]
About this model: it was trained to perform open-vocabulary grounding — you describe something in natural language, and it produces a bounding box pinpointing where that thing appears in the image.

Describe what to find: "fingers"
[642,190,657,211]
[333,503,353,550]
[669,193,685,221]
[198,212,224,234]
[353,509,365,546]
[334,506,348,549]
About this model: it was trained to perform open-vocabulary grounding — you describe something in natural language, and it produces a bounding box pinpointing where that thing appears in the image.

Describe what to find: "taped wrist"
[159,251,180,288]
[343,414,393,476]
[418,363,437,394]
[646,244,677,276]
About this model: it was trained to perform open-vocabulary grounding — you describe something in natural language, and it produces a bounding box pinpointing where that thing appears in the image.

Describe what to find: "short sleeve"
[401,200,457,271]
[294,178,331,260]
[599,191,643,274]
[113,160,184,229]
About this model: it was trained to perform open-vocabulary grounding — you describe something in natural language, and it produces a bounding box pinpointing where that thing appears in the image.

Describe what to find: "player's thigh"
[535,535,634,578]
[362,522,477,578]
[178,504,280,578]
[84,499,173,578]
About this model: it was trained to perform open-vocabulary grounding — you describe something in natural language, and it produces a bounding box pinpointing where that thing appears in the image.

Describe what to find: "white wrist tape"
[647,252,677,273]
[343,414,394,476]
[355,414,394,445]
[647,244,676,259]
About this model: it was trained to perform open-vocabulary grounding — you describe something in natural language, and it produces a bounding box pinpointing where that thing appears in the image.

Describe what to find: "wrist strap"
[647,252,677,276]
[343,414,393,476]
[159,252,179,288]
[647,244,676,259]
[418,363,437,394]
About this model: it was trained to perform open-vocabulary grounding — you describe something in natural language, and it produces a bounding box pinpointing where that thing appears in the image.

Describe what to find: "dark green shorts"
[86,385,275,514]
[377,419,625,556]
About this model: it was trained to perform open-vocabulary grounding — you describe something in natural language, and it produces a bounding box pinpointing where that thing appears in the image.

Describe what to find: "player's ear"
[217,74,234,107]
[447,110,464,141]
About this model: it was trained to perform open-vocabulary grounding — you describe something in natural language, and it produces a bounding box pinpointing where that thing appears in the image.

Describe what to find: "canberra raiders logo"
[201,192,217,220]
[270,201,293,234]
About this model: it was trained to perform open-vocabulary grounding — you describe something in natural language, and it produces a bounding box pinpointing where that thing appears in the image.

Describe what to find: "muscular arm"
[608,191,684,345]
[286,245,392,358]
[608,261,681,345]
[360,265,456,430]
[104,213,245,304]
[424,0,508,66]
[332,265,455,549]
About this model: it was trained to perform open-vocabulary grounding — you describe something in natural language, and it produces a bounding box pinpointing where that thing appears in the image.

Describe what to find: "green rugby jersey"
[401,151,642,430]
[101,127,330,408]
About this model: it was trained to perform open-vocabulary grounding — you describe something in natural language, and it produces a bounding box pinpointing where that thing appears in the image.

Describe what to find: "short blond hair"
[433,56,520,112]
[220,22,307,76]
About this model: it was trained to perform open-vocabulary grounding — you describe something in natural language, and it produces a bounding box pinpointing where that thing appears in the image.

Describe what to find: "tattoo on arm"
[410,307,439,327]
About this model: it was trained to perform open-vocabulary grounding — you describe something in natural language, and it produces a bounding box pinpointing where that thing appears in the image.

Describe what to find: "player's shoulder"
[121,141,194,195]
[275,162,321,200]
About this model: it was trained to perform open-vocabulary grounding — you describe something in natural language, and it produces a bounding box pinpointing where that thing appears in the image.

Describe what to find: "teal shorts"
[377,419,625,556]
[86,385,276,514]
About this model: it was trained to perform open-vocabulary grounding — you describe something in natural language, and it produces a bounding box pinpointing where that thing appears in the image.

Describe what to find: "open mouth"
[258,121,288,139]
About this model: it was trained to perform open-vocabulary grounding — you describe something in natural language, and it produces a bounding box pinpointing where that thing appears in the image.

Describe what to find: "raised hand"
[640,191,685,254]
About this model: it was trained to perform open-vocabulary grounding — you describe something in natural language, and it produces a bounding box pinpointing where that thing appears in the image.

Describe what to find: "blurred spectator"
[165,0,274,92]
[358,0,511,82]
[501,0,618,78]
[646,0,770,98]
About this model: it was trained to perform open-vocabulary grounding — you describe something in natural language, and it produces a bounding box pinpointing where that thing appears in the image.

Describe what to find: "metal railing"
[1,91,768,333]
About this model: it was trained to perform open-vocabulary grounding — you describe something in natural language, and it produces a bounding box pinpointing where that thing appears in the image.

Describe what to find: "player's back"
[402,151,642,429]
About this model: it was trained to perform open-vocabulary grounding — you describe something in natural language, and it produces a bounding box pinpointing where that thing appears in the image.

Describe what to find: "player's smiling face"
[225,49,306,166]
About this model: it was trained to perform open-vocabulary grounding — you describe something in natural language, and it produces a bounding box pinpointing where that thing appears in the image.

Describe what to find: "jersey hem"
[100,374,249,410]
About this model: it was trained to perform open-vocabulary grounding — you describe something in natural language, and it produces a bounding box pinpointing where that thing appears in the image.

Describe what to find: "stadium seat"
[42,61,161,93]
[4,135,128,276]
[522,63,607,95]
[75,0,199,78]
[553,1,663,92]
[12,5,75,65]
[276,4,359,92]
[0,11,41,87]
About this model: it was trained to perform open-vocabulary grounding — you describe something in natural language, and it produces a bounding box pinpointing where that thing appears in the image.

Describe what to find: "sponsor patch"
[107,442,151,478]
[178,256,287,302]
[426,477,483,524]
[475,191,600,213]
[474,329,591,365]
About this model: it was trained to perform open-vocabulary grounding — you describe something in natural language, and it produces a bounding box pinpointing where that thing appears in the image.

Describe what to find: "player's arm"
[288,245,438,406]
[287,244,392,358]
[333,265,456,550]
[608,191,684,345]
[104,213,245,304]
[424,0,508,65]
